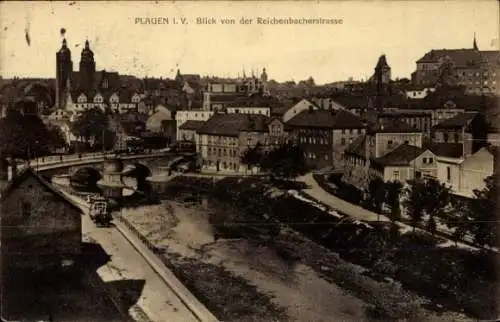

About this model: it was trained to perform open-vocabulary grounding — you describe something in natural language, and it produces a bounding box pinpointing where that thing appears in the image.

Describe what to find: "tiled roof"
[344,134,366,156]
[209,94,246,103]
[432,111,478,129]
[369,118,420,133]
[416,49,484,68]
[428,142,464,158]
[179,120,205,131]
[373,144,426,167]
[329,95,371,109]
[481,50,500,67]
[197,113,269,136]
[379,110,432,117]
[286,109,366,129]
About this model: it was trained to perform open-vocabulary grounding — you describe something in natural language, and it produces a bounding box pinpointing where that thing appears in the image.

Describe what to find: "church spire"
[85,38,90,49]
[473,33,478,50]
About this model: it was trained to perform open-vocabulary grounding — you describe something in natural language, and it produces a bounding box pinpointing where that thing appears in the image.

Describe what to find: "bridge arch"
[69,166,102,188]
[122,162,152,179]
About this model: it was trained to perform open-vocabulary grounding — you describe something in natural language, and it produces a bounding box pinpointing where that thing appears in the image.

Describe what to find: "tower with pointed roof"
[79,39,96,91]
[473,33,478,50]
[55,38,73,109]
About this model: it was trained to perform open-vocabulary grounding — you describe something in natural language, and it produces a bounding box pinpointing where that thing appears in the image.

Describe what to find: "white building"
[176,109,214,140]
[282,99,319,123]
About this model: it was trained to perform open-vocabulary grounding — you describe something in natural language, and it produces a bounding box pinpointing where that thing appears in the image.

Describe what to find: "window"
[324,154,329,160]
[443,133,449,142]
[428,158,433,164]
[22,202,31,219]
[393,170,400,180]
[446,166,451,181]
[341,138,346,145]
[387,140,393,148]
[423,157,427,164]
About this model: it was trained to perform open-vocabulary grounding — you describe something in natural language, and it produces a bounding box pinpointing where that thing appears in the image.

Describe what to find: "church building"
[55,38,136,114]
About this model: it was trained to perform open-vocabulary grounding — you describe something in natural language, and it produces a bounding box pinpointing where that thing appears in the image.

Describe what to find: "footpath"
[58,188,219,322]
[296,173,498,253]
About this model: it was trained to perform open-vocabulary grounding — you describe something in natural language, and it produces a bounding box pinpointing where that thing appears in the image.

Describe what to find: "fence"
[115,213,165,257]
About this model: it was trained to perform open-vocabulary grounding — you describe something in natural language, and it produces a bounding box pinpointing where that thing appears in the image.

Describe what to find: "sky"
[0,1,498,84]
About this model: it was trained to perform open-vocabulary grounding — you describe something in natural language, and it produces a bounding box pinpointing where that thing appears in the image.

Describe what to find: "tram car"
[88,196,112,226]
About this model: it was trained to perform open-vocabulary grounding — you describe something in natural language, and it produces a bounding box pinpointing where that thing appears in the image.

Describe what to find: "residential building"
[431,111,488,158]
[430,142,465,195]
[343,119,423,188]
[178,120,205,142]
[377,110,433,136]
[267,117,289,149]
[285,107,366,169]
[368,119,423,158]
[175,109,214,140]
[0,167,83,279]
[370,144,438,182]
[282,99,319,123]
[404,85,436,99]
[411,37,499,95]
[197,113,270,172]
[458,146,498,197]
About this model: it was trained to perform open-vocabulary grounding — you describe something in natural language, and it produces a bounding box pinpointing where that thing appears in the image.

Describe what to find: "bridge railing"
[17,149,173,169]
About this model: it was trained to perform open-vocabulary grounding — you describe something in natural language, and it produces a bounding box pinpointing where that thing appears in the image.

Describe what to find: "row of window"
[305,152,329,160]
[207,147,238,158]
[341,129,362,135]
[340,138,354,146]
[300,136,329,145]
[204,160,239,171]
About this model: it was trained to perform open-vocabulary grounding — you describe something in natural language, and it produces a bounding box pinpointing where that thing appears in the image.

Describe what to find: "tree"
[0,110,54,160]
[70,107,109,146]
[403,179,426,231]
[260,142,308,180]
[47,125,67,151]
[421,178,452,236]
[240,142,264,170]
[367,177,387,219]
[444,198,471,247]
[385,181,403,222]
[467,175,498,249]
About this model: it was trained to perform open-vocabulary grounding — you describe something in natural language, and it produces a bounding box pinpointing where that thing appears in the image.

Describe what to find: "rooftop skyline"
[0,1,498,84]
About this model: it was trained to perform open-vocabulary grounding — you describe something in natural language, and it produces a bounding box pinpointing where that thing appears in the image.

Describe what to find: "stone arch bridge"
[39,152,198,180]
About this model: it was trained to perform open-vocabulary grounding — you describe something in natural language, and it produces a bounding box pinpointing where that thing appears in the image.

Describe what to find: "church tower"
[55,38,73,109]
[374,54,391,86]
[79,39,96,91]
[372,54,392,111]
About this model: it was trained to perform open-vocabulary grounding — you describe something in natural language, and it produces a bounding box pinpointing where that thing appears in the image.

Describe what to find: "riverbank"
[120,200,374,322]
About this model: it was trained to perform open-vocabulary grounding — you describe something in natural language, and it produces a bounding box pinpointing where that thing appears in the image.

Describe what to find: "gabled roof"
[179,120,205,131]
[432,111,479,129]
[344,134,366,156]
[197,113,269,136]
[373,144,427,167]
[286,109,366,129]
[428,142,464,158]
[416,49,484,68]
[0,167,83,214]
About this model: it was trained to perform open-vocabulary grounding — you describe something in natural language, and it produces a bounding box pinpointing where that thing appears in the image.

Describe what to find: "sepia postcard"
[0,1,499,321]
